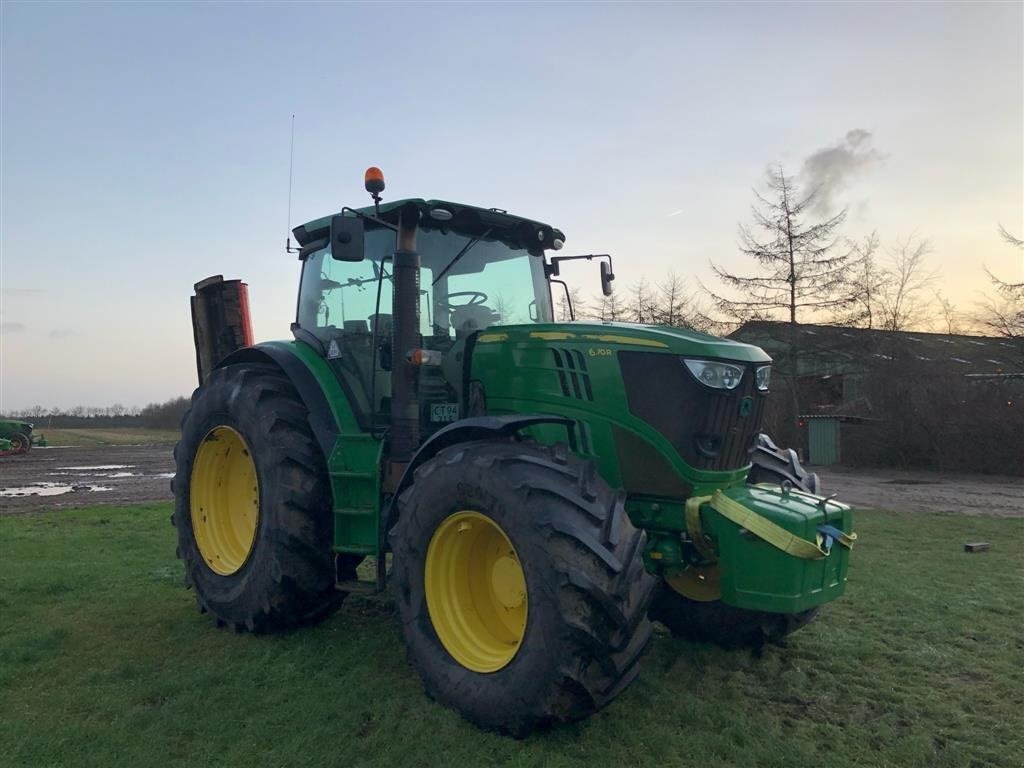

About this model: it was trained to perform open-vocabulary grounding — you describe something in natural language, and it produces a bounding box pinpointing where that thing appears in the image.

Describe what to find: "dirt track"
[1,443,1020,517]
[0,444,175,515]
[818,465,1022,518]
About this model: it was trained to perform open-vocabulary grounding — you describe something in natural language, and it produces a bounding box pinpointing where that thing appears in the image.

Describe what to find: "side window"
[316,258,391,334]
[298,228,439,340]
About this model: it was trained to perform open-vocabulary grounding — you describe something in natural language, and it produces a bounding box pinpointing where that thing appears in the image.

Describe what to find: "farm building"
[729,321,1024,473]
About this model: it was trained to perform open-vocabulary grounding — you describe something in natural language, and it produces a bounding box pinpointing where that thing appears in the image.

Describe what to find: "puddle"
[1,482,74,497]
[56,465,134,471]
[0,482,114,497]
[47,471,136,478]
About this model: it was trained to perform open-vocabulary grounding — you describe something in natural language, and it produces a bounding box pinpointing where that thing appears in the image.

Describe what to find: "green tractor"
[174,169,855,736]
[0,419,45,456]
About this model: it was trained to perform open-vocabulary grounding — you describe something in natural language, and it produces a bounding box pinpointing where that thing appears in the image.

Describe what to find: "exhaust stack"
[390,203,421,465]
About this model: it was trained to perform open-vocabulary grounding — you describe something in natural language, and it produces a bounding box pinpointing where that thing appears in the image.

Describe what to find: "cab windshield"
[298,225,552,341]
[296,224,553,418]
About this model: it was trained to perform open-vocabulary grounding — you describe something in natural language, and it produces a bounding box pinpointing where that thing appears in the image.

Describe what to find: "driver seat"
[450,305,500,339]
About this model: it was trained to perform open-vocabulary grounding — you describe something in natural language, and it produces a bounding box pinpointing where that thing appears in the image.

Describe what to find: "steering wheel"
[443,291,489,311]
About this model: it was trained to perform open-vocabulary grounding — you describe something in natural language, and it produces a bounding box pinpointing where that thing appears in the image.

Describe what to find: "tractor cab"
[292,197,564,431]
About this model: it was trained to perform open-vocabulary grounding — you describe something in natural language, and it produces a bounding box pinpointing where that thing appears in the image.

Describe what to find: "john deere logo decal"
[739,396,753,417]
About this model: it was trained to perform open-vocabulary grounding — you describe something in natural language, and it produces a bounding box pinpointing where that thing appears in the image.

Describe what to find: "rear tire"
[172,363,358,632]
[10,432,30,454]
[390,440,656,737]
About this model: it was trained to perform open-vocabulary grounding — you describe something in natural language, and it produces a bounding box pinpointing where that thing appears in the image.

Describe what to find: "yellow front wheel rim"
[190,426,260,576]
[424,511,528,673]
[665,563,722,602]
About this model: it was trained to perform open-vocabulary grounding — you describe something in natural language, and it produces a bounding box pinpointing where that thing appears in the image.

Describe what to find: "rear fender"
[216,341,360,459]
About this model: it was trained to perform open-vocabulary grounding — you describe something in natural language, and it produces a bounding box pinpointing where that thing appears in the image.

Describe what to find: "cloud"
[1,321,26,333]
[666,209,685,217]
[49,329,74,339]
[800,129,885,215]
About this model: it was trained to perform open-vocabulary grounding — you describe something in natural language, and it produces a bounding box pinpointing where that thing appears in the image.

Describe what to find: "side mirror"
[600,260,615,296]
[329,215,365,261]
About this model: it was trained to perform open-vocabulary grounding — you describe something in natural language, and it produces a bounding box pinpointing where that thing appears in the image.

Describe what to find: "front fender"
[387,414,574,528]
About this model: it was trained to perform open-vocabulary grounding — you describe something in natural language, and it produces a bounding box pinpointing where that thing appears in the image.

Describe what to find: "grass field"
[1,505,1020,768]
[33,427,180,447]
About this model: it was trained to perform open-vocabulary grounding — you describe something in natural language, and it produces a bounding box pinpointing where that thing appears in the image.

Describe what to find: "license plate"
[430,403,460,423]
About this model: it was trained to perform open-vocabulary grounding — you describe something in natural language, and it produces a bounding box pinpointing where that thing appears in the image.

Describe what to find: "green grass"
[36,427,180,447]
[1,506,1020,768]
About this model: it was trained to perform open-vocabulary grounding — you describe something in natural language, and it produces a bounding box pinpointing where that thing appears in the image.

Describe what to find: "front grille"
[618,351,766,471]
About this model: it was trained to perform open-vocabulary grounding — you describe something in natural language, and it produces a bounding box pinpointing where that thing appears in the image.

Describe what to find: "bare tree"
[835,231,882,328]
[875,236,936,332]
[644,273,722,334]
[706,166,859,444]
[707,166,857,324]
[975,292,1024,339]
[593,290,624,322]
[627,278,655,324]
[975,225,1024,339]
[985,224,1024,296]
[932,291,962,335]
[997,223,1023,252]
[557,286,587,322]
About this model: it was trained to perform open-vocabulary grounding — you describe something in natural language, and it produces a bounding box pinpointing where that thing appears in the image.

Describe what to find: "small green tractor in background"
[175,169,855,736]
[0,419,45,456]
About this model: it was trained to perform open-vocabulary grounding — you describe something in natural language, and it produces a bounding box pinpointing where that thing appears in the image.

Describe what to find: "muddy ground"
[1,443,1020,517]
[0,444,175,515]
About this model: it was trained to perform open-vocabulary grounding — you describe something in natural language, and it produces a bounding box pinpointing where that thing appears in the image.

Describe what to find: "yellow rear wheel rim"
[190,426,260,576]
[424,511,528,673]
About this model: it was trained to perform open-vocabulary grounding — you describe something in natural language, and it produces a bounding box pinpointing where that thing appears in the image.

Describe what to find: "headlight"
[755,365,771,391]
[683,359,744,390]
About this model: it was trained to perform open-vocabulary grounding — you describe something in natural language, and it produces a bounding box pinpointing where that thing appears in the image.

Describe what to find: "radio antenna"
[285,114,298,254]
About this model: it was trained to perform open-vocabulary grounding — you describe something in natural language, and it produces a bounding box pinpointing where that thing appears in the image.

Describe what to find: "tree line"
[3,396,190,430]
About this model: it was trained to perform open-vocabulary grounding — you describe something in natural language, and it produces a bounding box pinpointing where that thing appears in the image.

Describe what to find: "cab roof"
[292,198,566,253]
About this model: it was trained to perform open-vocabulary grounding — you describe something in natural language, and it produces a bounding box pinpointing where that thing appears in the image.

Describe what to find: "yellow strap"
[684,495,716,562]
[837,531,858,549]
[708,490,829,560]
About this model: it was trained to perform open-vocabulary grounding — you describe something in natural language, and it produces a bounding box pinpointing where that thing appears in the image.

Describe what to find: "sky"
[1,1,1021,411]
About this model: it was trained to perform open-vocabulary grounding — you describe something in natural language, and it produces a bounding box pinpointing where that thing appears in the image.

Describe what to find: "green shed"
[807,417,840,465]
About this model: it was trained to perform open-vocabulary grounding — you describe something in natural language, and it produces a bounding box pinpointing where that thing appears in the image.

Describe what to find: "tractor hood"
[477,321,772,363]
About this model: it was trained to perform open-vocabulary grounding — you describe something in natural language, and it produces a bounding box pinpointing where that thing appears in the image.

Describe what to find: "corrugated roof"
[729,321,1024,374]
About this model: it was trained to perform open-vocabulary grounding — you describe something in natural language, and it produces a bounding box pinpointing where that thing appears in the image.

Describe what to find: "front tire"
[648,586,818,647]
[390,441,656,737]
[172,363,357,632]
[10,432,30,454]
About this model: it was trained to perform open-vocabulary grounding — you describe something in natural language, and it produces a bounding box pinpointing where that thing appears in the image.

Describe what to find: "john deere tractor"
[0,419,44,456]
[174,168,855,736]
